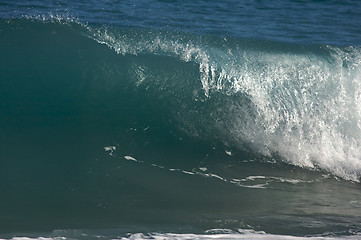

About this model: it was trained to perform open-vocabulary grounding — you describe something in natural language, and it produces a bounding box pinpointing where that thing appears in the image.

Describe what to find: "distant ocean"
[1,1,361,239]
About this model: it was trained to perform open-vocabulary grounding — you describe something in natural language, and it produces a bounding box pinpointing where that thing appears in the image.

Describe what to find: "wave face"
[3,18,361,180]
[1,18,361,236]
[89,18,361,180]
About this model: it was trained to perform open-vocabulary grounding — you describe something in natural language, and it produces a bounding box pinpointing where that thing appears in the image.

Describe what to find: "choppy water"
[1,1,361,239]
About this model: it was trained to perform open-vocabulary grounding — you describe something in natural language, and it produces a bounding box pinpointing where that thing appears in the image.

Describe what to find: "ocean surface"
[1,0,361,239]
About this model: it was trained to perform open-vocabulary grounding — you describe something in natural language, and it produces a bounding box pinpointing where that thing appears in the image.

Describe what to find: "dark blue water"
[1,0,361,45]
[1,1,361,239]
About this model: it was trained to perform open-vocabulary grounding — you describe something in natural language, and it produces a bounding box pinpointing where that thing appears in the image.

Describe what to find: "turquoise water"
[1,1,361,239]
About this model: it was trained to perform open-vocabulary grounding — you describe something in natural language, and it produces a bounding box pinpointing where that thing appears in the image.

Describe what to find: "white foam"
[238,183,268,189]
[3,238,55,240]
[225,150,232,156]
[3,229,360,240]
[117,231,361,240]
[104,146,116,156]
[181,170,195,175]
[151,163,165,169]
[124,155,138,162]
[246,176,266,181]
[198,45,361,182]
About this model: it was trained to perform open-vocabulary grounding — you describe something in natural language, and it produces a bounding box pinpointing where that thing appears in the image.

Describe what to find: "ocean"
[1,0,361,239]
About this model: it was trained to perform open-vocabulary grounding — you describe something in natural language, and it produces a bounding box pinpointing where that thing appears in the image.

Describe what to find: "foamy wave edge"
[2,229,361,240]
